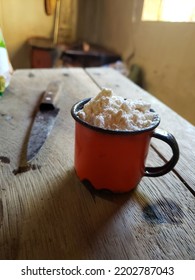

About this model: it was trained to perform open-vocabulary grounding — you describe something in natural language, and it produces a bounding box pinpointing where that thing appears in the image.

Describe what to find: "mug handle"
[144,128,179,177]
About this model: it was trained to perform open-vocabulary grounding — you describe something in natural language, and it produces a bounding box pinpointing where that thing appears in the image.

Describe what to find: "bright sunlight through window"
[142,0,195,22]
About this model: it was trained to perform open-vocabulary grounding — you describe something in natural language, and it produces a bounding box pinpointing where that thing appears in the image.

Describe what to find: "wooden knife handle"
[40,81,61,111]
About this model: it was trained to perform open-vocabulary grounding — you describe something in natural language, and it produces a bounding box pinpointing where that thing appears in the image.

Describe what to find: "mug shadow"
[15,168,137,260]
[0,166,183,260]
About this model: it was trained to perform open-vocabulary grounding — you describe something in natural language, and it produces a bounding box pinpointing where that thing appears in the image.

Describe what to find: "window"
[142,0,195,22]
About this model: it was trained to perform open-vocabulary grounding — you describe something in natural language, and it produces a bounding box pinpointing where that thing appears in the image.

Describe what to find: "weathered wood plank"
[85,67,195,193]
[0,68,194,260]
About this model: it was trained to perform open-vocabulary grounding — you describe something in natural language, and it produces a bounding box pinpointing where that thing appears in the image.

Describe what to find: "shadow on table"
[0,166,186,260]
[12,168,141,260]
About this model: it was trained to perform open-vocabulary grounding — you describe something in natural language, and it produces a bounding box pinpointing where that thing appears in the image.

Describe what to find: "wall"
[0,0,54,68]
[132,21,195,125]
[0,0,78,69]
[76,0,195,125]
[77,0,134,59]
[1,0,194,124]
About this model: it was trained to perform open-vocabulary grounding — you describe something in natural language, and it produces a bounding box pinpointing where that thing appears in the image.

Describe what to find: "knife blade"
[26,81,61,162]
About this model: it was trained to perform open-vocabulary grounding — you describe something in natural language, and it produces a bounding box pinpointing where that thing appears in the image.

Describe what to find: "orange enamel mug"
[71,98,179,193]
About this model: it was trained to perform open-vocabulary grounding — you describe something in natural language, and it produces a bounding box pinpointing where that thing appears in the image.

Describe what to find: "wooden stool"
[28,37,56,68]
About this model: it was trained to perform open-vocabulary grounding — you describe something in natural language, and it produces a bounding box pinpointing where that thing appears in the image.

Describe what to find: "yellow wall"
[1,0,194,123]
[0,0,54,68]
[0,0,78,69]
[132,21,195,125]
[77,0,195,124]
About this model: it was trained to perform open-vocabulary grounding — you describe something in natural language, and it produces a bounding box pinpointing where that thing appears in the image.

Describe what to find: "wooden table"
[0,68,194,260]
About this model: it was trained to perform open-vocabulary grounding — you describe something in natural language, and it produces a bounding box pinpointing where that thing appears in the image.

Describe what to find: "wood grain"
[0,68,194,260]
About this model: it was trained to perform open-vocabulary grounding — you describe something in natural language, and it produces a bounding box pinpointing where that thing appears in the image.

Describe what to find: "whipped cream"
[77,88,156,131]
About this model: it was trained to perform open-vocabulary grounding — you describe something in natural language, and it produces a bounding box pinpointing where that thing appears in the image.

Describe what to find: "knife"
[26,81,61,162]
